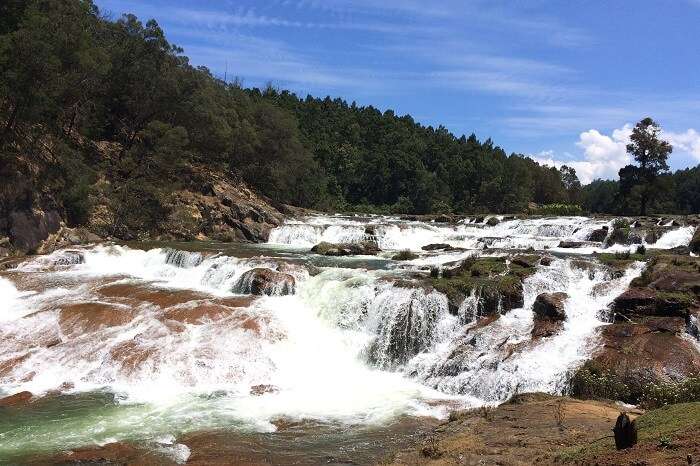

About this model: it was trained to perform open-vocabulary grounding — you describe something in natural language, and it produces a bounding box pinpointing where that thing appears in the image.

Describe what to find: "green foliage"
[528,203,583,216]
[0,0,697,236]
[392,250,419,261]
[639,377,700,409]
[618,118,673,216]
[571,360,700,408]
[569,361,632,401]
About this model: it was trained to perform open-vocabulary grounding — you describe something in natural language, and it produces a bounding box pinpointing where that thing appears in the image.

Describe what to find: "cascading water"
[0,214,697,463]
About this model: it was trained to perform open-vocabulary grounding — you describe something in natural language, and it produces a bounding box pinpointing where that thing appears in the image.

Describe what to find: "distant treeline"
[1,0,698,228]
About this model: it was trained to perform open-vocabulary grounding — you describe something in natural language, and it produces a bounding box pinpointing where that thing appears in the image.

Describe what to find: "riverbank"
[384,394,700,465]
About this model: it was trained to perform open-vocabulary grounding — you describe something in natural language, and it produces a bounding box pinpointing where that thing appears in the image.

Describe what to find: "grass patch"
[556,402,700,463]
[392,249,419,261]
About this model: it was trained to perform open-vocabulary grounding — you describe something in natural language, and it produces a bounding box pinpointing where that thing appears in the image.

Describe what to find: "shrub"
[392,250,419,261]
[639,377,700,409]
[569,361,631,401]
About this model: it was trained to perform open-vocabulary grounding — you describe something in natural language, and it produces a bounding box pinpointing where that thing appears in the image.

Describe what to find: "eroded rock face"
[613,287,658,315]
[591,321,700,390]
[233,268,296,296]
[8,210,61,253]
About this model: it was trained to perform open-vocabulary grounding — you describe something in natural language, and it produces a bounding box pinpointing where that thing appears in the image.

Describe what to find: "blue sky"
[95,0,700,183]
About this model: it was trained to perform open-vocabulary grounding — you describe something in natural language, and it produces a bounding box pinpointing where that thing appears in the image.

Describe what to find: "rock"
[511,255,539,268]
[432,257,530,317]
[233,268,296,296]
[250,384,278,396]
[311,241,380,256]
[604,226,630,247]
[540,256,553,266]
[422,243,453,251]
[613,412,638,450]
[0,391,33,407]
[587,227,609,242]
[690,227,700,254]
[434,214,452,223]
[486,217,500,226]
[558,241,585,248]
[531,319,563,339]
[587,322,700,401]
[53,250,85,266]
[532,292,568,321]
[8,209,62,253]
[612,287,657,314]
[644,229,660,244]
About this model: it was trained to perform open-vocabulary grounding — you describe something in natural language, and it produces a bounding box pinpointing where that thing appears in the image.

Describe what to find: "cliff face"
[0,150,285,256]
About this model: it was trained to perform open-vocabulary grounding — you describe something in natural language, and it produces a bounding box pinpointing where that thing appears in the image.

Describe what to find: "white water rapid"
[0,214,695,462]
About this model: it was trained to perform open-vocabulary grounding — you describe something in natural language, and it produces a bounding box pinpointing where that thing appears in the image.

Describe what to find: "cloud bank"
[533,125,700,184]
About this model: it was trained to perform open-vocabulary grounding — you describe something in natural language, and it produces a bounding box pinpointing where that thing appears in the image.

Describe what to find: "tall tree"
[618,117,672,215]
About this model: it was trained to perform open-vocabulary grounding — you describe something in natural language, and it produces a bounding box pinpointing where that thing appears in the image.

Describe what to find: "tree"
[560,165,582,205]
[618,118,672,215]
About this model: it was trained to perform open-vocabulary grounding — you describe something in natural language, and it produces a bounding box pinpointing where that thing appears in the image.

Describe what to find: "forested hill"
[0,0,698,247]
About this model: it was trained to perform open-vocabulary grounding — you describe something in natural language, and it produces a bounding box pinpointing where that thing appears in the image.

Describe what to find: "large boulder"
[310,241,380,256]
[575,321,700,403]
[233,268,295,296]
[532,292,568,321]
[8,209,62,253]
[612,287,657,314]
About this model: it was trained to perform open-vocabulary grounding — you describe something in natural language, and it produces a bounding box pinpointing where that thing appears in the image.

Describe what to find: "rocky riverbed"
[1,214,699,464]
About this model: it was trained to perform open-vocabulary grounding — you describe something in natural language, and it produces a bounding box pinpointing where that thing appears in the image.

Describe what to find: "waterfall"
[1,213,697,460]
[406,259,644,402]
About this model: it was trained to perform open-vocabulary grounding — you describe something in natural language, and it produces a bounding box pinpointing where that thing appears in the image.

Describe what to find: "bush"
[392,249,419,261]
[569,361,631,401]
[639,377,700,409]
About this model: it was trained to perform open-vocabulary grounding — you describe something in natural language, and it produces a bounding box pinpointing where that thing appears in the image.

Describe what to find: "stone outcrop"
[310,241,381,256]
[431,256,537,317]
[573,252,700,404]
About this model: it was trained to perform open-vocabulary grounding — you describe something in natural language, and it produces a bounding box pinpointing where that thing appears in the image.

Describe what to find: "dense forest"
[1,0,698,237]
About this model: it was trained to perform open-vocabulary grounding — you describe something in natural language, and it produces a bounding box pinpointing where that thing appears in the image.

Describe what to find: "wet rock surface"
[310,241,381,256]
[233,267,296,296]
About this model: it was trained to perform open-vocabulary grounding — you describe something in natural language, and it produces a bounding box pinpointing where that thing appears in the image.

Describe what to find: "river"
[0,215,693,464]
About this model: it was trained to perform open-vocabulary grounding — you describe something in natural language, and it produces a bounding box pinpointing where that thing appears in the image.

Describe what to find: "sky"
[94,0,700,183]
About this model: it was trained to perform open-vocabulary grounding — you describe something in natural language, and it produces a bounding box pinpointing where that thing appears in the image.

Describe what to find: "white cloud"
[664,129,700,161]
[533,124,700,184]
[533,125,631,184]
